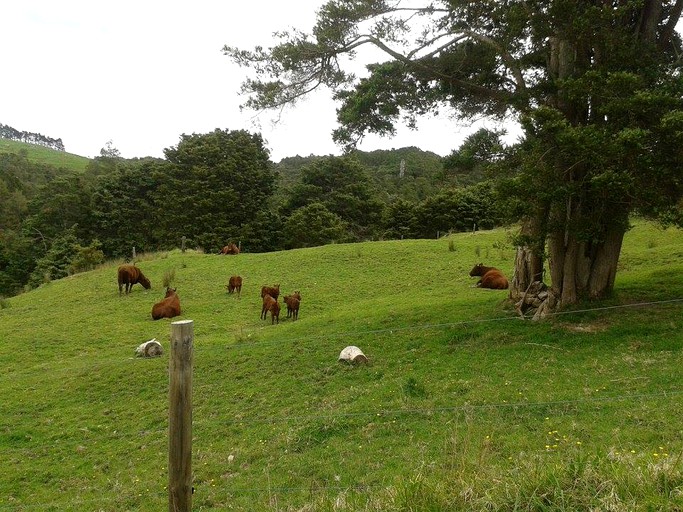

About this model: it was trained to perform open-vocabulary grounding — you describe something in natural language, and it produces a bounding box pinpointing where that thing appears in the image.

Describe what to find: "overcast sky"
[1,1,518,162]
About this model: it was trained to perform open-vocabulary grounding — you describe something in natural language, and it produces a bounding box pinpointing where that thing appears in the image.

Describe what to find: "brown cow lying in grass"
[227,275,243,297]
[219,243,240,255]
[260,284,280,301]
[469,263,509,289]
[117,264,151,295]
[151,287,181,320]
[283,291,301,320]
[261,294,281,324]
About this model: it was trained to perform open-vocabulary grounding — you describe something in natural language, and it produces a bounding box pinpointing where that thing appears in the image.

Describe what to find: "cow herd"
[116,263,303,323]
[257,284,301,325]
[117,259,509,323]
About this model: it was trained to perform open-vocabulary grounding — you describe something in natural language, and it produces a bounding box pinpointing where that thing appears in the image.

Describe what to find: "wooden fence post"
[169,320,194,512]
[181,236,186,253]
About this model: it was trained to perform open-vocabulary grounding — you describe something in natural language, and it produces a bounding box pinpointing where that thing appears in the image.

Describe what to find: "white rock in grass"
[135,338,163,358]
[338,346,368,364]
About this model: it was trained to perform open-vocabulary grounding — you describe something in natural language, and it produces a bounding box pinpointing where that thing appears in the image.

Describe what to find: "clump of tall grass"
[302,440,683,511]
[162,268,176,288]
[403,377,428,398]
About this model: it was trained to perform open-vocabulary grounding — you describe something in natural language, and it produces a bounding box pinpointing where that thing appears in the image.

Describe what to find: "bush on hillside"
[28,231,103,287]
[283,202,350,249]
[69,240,105,273]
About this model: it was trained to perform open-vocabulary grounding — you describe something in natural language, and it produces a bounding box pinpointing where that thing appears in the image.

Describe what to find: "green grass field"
[1,221,682,511]
[0,138,90,172]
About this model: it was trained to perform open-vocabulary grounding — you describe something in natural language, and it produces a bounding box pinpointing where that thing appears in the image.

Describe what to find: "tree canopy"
[155,129,276,252]
[225,0,683,308]
[282,155,384,240]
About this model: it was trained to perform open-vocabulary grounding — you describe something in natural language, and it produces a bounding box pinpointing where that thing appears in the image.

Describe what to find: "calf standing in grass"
[260,284,280,301]
[227,275,242,297]
[283,292,301,320]
[261,294,281,324]
[469,263,509,290]
[151,287,181,320]
[117,264,151,295]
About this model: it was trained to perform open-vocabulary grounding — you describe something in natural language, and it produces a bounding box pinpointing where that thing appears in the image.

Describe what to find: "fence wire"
[2,297,682,510]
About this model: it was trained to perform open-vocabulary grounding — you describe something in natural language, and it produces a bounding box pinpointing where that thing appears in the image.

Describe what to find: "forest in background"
[0,126,505,297]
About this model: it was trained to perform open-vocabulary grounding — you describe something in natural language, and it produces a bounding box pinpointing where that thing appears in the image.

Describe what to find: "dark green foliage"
[69,240,105,274]
[414,181,503,237]
[442,128,506,187]
[282,156,384,241]
[90,161,163,257]
[276,147,445,203]
[28,229,81,287]
[155,129,276,253]
[0,151,60,230]
[351,147,445,201]
[283,202,349,248]
[81,141,130,187]
[382,198,419,240]
[238,209,285,253]
[0,231,35,296]
[383,182,502,239]
[23,172,93,243]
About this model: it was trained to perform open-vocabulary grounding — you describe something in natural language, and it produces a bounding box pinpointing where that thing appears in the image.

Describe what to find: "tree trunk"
[547,225,626,306]
[510,245,543,300]
[588,225,625,299]
[509,218,544,303]
[512,208,627,318]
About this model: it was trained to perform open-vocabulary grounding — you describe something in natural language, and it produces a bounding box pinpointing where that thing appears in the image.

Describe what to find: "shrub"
[70,240,105,273]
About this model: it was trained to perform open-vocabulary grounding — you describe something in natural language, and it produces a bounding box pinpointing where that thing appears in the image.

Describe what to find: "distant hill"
[275,146,445,202]
[0,138,90,172]
[0,122,65,151]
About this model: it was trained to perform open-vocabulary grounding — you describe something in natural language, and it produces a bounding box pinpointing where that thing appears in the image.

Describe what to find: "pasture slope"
[0,138,90,172]
[1,220,682,511]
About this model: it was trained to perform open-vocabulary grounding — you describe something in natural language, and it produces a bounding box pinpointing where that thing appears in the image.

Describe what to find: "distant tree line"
[0,123,65,151]
[0,127,506,297]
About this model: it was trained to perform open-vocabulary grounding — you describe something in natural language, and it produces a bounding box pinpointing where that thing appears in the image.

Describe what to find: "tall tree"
[225,0,683,308]
[283,202,349,248]
[23,173,93,245]
[282,155,384,240]
[91,160,164,257]
[83,140,126,186]
[442,128,505,187]
[154,129,276,252]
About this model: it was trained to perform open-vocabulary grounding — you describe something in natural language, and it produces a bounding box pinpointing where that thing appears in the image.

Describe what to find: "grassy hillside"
[0,138,90,172]
[1,221,682,511]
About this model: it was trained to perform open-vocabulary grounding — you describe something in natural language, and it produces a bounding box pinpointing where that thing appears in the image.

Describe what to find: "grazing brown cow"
[219,243,240,255]
[118,264,151,295]
[227,275,243,297]
[260,284,280,301]
[283,294,300,320]
[469,263,509,290]
[151,287,181,320]
[261,294,281,324]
